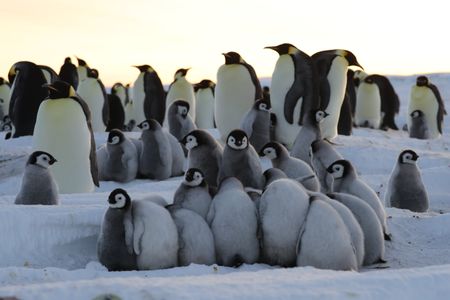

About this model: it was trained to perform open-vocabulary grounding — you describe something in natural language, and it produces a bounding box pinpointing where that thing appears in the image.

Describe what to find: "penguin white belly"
[321,57,348,139]
[195,89,215,129]
[116,87,127,106]
[165,79,196,124]
[33,99,94,193]
[124,101,134,126]
[355,83,381,128]
[271,55,302,148]
[0,85,11,115]
[215,65,255,140]
[77,79,106,132]
[77,67,88,82]
[408,87,440,138]
[132,73,146,126]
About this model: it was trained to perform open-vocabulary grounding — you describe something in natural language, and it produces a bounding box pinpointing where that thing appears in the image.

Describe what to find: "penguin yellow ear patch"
[69,86,77,97]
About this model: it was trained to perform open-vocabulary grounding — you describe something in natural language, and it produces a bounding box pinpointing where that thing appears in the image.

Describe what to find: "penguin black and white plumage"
[111,82,129,106]
[166,68,196,122]
[312,50,363,139]
[291,109,328,165]
[354,76,382,129]
[8,61,48,137]
[194,79,215,129]
[15,151,59,205]
[76,57,90,82]
[367,74,400,130]
[408,76,446,139]
[215,52,262,140]
[96,129,138,183]
[105,94,125,131]
[259,178,310,266]
[259,142,319,191]
[310,139,343,192]
[296,196,358,271]
[97,189,137,271]
[337,90,353,136]
[58,57,79,89]
[77,68,109,132]
[409,110,430,139]
[240,98,271,152]
[180,129,223,189]
[265,43,319,148]
[167,100,197,141]
[218,129,264,189]
[207,177,259,266]
[38,65,59,84]
[173,168,212,220]
[33,80,99,193]
[385,150,429,212]
[0,78,11,119]
[346,69,357,115]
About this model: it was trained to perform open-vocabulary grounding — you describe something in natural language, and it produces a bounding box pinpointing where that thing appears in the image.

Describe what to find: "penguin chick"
[409,110,430,139]
[310,139,343,192]
[167,99,197,141]
[239,98,271,152]
[263,167,288,188]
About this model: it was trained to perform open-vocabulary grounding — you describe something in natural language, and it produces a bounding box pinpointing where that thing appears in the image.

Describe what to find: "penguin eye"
[116,194,124,202]
[259,104,266,110]
[195,173,201,180]
[404,153,412,160]
[229,137,235,144]
[333,165,342,172]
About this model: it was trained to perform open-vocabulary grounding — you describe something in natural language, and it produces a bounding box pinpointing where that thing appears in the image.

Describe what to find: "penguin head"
[108,188,131,210]
[326,159,353,179]
[263,168,288,187]
[2,121,12,132]
[64,57,72,64]
[137,119,161,131]
[194,79,215,92]
[174,68,190,80]
[337,50,363,69]
[254,98,271,112]
[410,110,424,119]
[107,129,125,145]
[364,76,374,84]
[133,65,154,73]
[76,57,88,67]
[416,76,429,87]
[43,80,76,99]
[0,77,6,85]
[111,83,124,94]
[353,70,368,87]
[28,151,57,168]
[264,43,298,55]
[183,168,205,187]
[313,109,329,123]
[399,149,419,165]
[259,142,281,159]
[172,100,190,118]
[222,52,245,65]
[226,129,248,150]
[87,68,99,79]
[181,129,214,150]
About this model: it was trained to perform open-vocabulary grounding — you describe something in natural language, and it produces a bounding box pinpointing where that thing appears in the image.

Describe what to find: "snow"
[1,74,450,299]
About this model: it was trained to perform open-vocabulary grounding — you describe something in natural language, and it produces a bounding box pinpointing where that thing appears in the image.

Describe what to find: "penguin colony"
[3,45,440,272]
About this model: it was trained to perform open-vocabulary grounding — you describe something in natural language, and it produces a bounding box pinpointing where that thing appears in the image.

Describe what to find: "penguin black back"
[366,74,399,130]
[106,94,125,131]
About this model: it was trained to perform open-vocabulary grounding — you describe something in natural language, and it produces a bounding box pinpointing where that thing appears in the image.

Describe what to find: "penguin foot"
[384,232,392,241]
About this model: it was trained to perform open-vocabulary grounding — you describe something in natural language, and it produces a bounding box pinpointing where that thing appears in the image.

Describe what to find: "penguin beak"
[42,83,58,92]
[50,158,57,165]
[324,112,330,118]
[264,46,276,51]
[258,149,265,156]
[137,123,143,129]
[326,165,333,173]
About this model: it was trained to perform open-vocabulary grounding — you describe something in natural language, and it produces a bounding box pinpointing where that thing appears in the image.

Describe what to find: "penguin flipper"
[284,79,304,125]
[133,218,145,255]
[123,209,134,255]
[240,110,255,138]
[98,79,109,127]
[206,201,215,227]
[318,80,331,113]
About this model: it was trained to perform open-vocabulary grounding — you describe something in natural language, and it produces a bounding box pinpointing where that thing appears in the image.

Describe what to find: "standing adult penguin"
[409,110,430,139]
[194,79,215,129]
[33,80,99,193]
[367,74,400,130]
[105,94,125,131]
[337,91,353,136]
[408,76,446,139]
[265,43,318,148]
[76,57,90,82]
[310,139,343,192]
[165,68,196,123]
[240,98,271,152]
[354,76,382,129]
[215,51,262,140]
[58,57,79,89]
[385,150,429,212]
[167,100,197,141]
[312,49,363,139]
[8,61,48,137]
[0,78,11,119]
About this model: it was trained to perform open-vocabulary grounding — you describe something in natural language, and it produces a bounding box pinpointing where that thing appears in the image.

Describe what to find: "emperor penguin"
[8,61,48,137]
[385,150,429,212]
[77,68,109,132]
[173,168,212,220]
[194,79,215,129]
[409,110,430,139]
[111,82,129,106]
[207,177,260,266]
[76,57,90,82]
[240,98,271,152]
[326,159,390,240]
[408,76,446,139]
[310,139,343,192]
[265,43,319,148]
[215,51,262,140]
[367,74,400,130]
[354,76,382,129]
[291,109,328,165]
[58,57,79,89]
[353,70,368,88]
[15,151,59,205]
[33,80,99,193]
[259,178,310,266]
[0,78,11,119]
[346,69,357,115]
[165,68,196,123]
[132,65,166,126]
[296,196,358,271]
[96,129,138,183]
[338,89,353,136]
[105,94,125,131]
[97,189,137,271]
[259,142,320,191]
[312,49,363,139]
[180,129,223,189]
[218,129,264,189]
[167,100,197,141]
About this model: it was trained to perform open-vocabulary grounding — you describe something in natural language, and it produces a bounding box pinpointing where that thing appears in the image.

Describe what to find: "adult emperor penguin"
[409,110,430,139]
[97,189,137,271]
[96,129,138,182]
[259,142,320,191]
[218,129,264,189]
[76,57,90,82]
[181,129,223,189]
[15,151,59,205]
[385,150,429,212]
[8,61,48,137]
[368,74,400,130]
[77,68,109,132]
[165,68,196,123]
[0,78,11,119]
[194,79,215,129]
[105,94,125,131]
[265,43,319,148]
[173,168,212,220]
[259,178,310,266]
[111,82,129,106]
[33,80,99,193]
[312,49,363,139]
[310,139,343,192]
[354,76,382,129]
[167,100,197,141]
[240,98,271,152]
[207,177,259,266]
[291,109,328,165]
[408,76,446,139]
[58,57,79,89]
[215,51,262,140]
[132,65,166,126]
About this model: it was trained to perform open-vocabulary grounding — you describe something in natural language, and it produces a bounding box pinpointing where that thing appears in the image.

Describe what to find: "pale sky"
[1,0,449,86]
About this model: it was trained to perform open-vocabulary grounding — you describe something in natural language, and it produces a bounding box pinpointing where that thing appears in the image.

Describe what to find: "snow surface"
[1,74,450,299]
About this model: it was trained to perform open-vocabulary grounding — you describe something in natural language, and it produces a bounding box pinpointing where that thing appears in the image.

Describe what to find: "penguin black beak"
[324,112,330,118]
[50,158,57,165]
[136,123,143,129]
[42,83,58,92]
[326,165,333,173]
[264,46,276,51]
